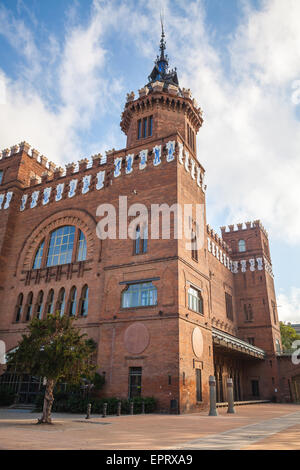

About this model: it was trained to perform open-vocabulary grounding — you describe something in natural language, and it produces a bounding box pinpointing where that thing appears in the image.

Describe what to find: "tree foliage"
[280,322,300,351]
[7,313,96,423]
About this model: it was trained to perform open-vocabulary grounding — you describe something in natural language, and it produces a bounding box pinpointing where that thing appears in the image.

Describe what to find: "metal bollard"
[102,402,108,418]
[209,375,218,416]
[85,403,91,420]
[141,400,145,414]
[227,378,236,414]
[130,401,134,415]
[117,401,121,416]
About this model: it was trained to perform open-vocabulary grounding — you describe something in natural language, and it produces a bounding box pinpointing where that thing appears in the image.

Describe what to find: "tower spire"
[147,20,179,89]
[160,13,166,61]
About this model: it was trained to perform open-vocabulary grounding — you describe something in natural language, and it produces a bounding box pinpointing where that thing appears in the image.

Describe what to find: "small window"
[238,239,246,252]
[0,170,3,185]
[33,240,44,269]
[36,291,44,320]
[77,230,87,262]
[225,293,233,320]
[25,292,33,322]
[68,286,77,317]
[46,289,54,315]
[134,225,148,255]
[247,337,255,346]
[148,116,153,136]
[57,288,66,316]
[196,369,202,402]
[244,303,253,321]
[15,294,23,322]
[122,282,157,308]
[188,287,203,314]
[191,231,198,261]
[143,117,147,138]
[129,367,142,399]
[137,116,153,140]
[272,301,277,324]
[275,339,281,353]
[138,119,142,139]
[80,285,89,317]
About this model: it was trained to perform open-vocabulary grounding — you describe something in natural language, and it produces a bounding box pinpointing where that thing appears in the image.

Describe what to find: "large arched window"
[47,226,75,267]
[15,294,23,322]
[79,285,89,317]
[36,291,44,319]
[57,288,66,316]
[32,226,87,269]
[68,287,77,317]
[33,240,44,269]
[25,292,34,322]
[45,289,54,315]
[238,239,246,252]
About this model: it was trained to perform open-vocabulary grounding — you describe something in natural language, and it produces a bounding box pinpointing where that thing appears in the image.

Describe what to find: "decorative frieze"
[55,183,64,202]
[30,191,39,209]
[17,140,203,212]
[42,187,51,205]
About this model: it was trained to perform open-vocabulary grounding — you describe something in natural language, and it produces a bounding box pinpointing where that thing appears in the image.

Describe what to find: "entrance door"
[129,367,142,399]
[251,380,260,398]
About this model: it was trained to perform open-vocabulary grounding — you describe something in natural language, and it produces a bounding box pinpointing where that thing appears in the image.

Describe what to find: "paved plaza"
[0,403,300,450]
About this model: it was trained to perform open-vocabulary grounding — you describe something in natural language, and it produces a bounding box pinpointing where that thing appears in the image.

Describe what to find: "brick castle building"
[0,29,299,411]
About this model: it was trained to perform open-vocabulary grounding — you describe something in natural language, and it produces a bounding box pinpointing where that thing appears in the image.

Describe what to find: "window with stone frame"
[122,282,157,309]
[137,115,153,140]
[244,303,253,322]
[188,286,203,314]
[238,239,246,252]
[271,301,277,324]
[225,292,233,320]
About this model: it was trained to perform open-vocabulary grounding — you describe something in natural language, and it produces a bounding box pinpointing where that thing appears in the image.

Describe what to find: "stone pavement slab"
[0,404,300,450]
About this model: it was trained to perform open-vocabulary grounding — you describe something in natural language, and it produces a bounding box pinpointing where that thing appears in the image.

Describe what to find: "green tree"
[280,322,300,351]
[7,313,96,424]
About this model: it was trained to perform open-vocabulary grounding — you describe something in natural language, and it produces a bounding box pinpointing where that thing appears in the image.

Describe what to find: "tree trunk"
[38,379,55,424]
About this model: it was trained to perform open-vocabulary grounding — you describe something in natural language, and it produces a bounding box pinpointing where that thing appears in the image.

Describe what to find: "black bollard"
[85,403,91,419]
[130,401,134,415]
[227,378,236,414]
[117,401,121,416]
[209,375,218,416]
[102,402,108,418]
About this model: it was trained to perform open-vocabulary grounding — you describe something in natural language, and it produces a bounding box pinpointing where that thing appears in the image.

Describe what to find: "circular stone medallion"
[192,327,203,358]
[124,322,150,355]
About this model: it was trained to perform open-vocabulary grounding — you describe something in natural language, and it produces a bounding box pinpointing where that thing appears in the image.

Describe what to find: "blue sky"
[0,0,299,322]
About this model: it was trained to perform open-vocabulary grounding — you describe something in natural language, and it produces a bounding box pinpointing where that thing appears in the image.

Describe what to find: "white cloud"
[277,287,300,323]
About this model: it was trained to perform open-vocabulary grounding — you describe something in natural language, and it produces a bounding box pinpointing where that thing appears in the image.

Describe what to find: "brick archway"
[15,208,99,276]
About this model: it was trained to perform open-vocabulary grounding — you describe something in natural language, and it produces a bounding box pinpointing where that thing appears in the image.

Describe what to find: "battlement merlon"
[206,224,232,254]
[220,221,269,239]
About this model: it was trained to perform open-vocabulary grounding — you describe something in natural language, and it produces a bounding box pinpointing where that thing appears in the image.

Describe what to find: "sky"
[0,0,299,323]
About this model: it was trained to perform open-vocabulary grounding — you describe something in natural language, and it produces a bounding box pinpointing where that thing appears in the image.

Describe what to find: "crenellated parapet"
[220,220,268,239]
[1,134,205,213]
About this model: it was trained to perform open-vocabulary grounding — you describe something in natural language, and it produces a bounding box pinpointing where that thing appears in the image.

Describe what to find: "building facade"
[0,31,297,411]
